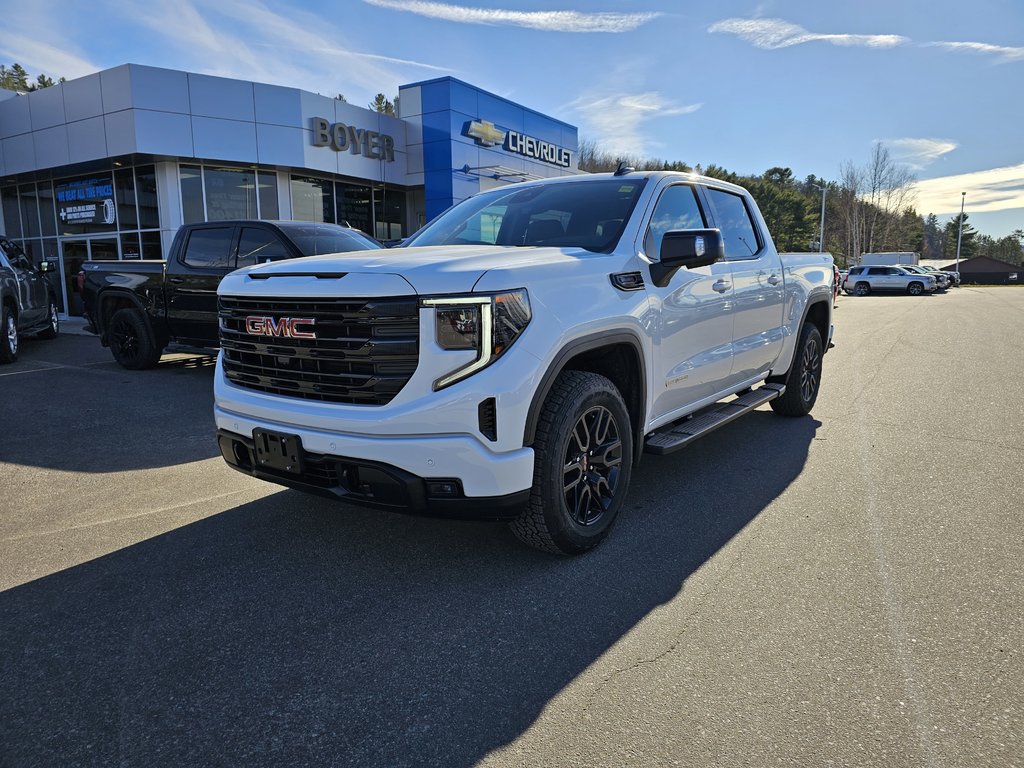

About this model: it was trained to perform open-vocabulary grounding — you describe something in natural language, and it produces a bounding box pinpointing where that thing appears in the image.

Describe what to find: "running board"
[644,383,786,455]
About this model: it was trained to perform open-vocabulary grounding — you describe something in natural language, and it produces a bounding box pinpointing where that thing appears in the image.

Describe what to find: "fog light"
[426,479,462,498]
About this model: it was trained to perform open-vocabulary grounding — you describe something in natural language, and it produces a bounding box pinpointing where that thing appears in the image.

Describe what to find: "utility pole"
[955,192,966,273]
[810,183,826,253]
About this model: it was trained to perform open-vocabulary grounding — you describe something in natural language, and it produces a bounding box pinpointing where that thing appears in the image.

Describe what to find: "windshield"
[404,178,646,252]
[278,223,383,256]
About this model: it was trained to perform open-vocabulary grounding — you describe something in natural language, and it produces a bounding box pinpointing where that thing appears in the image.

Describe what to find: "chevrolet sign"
[464,119,572,168]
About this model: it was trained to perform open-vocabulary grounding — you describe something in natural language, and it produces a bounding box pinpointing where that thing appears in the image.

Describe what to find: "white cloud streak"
[363,0,661,32]
[110,0,448,103]
[883,138,958,170]
[914,164,1024,215]
[708,18,907,50]
[925,41,1024,62]
[570,92,702,157]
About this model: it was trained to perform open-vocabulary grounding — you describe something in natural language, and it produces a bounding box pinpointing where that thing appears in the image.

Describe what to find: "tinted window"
[867,268,886,275]
[182,227,235,269]
[237,227,292,267]
[135,166,159,229]
[279,223,382,255]
[645,184,705,257]
[204,167,258,221]
[181,165,204,224]
[705,188,760,259]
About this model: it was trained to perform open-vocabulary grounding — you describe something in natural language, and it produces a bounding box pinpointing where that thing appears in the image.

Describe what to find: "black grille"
[219,295,419,405]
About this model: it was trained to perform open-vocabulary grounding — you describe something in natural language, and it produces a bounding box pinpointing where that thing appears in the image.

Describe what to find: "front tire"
[907,281,924,296]
[769,323,823,417]
[38,299,60,340]
[109,308,162,369]
[510,371,633,555]
[0,305,18,363]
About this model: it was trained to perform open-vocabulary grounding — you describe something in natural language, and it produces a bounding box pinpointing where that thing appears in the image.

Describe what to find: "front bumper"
[216,405,536,520]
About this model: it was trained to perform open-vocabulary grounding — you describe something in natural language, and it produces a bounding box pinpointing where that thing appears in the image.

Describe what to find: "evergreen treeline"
[0,63,64,92]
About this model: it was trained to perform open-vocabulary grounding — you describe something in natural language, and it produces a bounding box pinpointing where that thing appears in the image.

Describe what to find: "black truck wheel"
[1,305,18,363]
[510,370,633,555]
[109,308,162,369]
[38,299,60,340]
[769,323,823,417]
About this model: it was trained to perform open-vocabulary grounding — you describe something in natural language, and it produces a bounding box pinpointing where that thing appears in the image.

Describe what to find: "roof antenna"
[614,160,635,176]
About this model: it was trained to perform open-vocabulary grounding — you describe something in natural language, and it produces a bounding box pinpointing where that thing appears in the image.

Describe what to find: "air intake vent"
[478,398,497,441]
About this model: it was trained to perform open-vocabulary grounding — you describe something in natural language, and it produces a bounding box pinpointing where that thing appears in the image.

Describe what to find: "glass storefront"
[291,175,408,240]
[180,164,279,223]
[0,164,162,316]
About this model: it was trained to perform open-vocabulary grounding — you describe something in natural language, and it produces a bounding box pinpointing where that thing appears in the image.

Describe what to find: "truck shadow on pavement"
[0,412,819,767]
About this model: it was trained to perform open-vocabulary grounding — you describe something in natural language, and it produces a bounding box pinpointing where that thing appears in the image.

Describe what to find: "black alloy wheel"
[562,404,624,527]
[108,308,161,369]
[798,332,822,405]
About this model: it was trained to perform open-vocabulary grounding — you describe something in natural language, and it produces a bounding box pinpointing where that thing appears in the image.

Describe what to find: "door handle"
[767,274,782,286]
[168,277,185,284]
[712,279,731,293]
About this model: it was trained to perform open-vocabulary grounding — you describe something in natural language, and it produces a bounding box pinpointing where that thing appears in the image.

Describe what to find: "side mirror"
[651,228,724,287]
[39,261,53,274]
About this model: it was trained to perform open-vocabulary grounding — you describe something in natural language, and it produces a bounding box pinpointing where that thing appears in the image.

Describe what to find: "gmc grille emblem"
[245,316,317,339]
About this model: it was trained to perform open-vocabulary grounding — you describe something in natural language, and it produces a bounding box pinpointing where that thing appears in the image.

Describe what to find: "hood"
[232,244,597,295]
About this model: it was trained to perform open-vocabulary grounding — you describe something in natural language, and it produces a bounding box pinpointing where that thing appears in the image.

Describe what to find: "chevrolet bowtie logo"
[466,120,507,147]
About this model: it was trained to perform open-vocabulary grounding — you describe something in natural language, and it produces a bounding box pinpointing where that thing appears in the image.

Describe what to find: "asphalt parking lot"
[1,287,1021,767]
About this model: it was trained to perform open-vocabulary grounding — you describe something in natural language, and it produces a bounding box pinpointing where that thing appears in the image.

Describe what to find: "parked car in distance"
[844,265,937,296]
[902,264,950,290]
[918,264,961,287]
[0,238,61,363]
[81,220,383,369]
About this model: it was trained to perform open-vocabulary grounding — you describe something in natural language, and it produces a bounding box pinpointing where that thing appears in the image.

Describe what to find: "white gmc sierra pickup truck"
[214,170,834,554]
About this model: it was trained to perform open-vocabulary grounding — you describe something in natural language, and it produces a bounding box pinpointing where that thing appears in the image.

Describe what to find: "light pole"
[954,191,966,273]
[810,182,826,253]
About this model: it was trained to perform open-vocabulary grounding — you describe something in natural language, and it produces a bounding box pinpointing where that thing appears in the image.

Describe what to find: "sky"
[2,0,1022,238]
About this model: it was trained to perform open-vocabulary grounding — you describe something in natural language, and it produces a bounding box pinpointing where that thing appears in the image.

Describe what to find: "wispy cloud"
[570,92,701,157]
[110,0,447,103]
[914,164,1024,215]
[363,0,661,33]
[925,41,1024,63]
[709,18,907,50]
[883,138,958,170]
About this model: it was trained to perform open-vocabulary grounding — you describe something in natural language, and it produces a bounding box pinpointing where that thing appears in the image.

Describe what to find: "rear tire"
[0,305,18,363]
[769,323,823,417]
[109,308,162,369]
[854,282,870,296]
[38,299,60,340]
[510,371,633,555]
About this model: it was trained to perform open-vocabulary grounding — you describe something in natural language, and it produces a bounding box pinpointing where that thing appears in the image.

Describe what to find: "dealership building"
[0,64,579,316]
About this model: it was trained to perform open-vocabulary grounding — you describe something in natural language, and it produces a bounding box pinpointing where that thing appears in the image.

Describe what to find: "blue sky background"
[3,0,1021,237]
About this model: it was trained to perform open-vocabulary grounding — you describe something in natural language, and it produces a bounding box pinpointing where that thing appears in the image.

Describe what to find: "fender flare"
[774,295,831,378]
[523,330,648,463]
[96,289,154,343]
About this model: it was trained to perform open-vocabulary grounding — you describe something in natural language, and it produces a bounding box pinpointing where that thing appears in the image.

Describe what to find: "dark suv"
[0,238,61,363]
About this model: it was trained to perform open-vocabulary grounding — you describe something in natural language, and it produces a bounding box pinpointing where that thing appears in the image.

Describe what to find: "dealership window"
[37,184,57,237]
[120,232,142,260]
[2,186,21,238]
[141,231,162,260]
[337,183,372,233]
[204,167,258,221]
[55,174,118,236]
[373,188,405,241]
[258,172,279,219]
[19,184,41,238]
[291,176,335,224]
[114,168,138,230]
[135,166,159,229]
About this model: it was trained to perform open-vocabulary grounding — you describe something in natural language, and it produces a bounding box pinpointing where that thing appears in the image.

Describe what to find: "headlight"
[422,289,531,389]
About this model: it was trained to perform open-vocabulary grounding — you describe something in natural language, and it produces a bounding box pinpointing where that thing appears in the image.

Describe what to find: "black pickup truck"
[1,238,61,363]
[82,220,382,369]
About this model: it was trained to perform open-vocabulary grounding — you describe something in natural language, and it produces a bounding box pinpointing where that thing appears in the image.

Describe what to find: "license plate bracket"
[253,429,304,475]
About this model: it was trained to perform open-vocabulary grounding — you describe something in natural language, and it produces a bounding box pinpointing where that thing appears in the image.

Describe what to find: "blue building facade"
[0,65,578,316]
